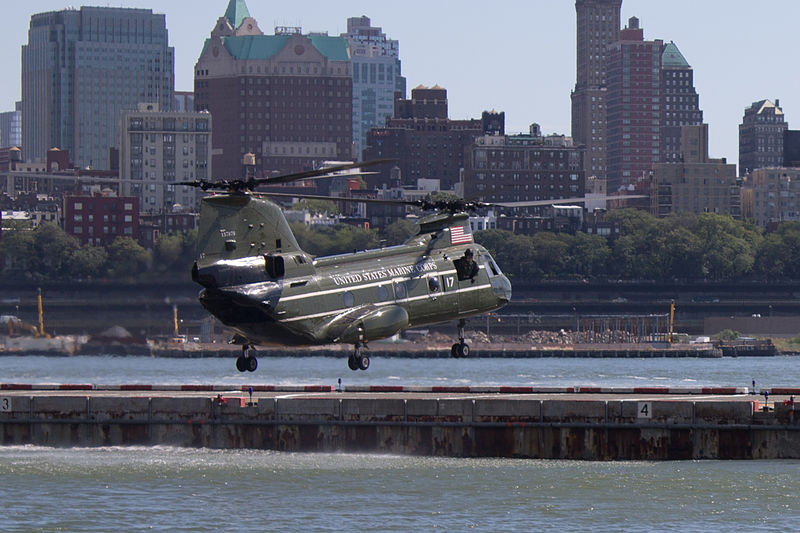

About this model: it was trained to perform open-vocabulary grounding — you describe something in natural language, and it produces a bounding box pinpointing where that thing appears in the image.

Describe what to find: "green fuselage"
[192,192,511,347]
[196,239,511,346]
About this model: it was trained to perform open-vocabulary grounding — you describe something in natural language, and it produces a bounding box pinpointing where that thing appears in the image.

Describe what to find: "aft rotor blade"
[256,158,395,186]
[491,195,648,208]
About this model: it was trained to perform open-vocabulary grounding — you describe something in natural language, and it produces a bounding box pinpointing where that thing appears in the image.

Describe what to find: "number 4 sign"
[637,402,652,419]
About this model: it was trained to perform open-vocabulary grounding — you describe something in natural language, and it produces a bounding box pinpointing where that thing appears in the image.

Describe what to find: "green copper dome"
[224,0,251,30]
[662,41,689,68]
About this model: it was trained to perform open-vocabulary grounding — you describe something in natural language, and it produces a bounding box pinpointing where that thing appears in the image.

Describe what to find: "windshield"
[481,254,503,277]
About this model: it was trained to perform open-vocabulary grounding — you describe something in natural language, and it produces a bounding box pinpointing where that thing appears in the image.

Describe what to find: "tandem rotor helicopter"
[180,160,635,373]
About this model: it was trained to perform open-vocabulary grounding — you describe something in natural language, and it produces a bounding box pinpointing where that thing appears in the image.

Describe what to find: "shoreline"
[2,339,796,358]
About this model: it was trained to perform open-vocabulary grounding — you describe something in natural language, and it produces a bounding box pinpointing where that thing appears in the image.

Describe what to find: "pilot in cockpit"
[455,248,479,282]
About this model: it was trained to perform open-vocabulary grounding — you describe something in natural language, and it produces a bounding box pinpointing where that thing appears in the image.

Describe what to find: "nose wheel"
[348,342,370,371]
[236,344,258,372]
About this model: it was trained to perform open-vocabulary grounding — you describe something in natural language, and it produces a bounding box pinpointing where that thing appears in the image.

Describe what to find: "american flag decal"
[450,225,473,244]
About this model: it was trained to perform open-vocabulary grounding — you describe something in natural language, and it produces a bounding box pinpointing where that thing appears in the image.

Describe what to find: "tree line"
[0,222,196,281]
[2,210,799,282]
[477,210,800,282]
[296,210,800,282]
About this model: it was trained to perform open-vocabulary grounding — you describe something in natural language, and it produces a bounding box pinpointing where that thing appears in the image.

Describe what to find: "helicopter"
[182,160,642,372]
[180,159,517,372]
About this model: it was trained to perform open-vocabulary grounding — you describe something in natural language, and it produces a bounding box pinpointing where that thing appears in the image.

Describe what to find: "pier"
[2,384,798,459]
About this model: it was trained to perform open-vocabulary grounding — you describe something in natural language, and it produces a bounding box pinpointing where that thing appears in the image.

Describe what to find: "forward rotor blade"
[256,191,416,206]
[175,159,395,192]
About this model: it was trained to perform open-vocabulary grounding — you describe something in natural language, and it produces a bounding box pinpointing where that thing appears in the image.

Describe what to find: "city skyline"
[2,0,799,172]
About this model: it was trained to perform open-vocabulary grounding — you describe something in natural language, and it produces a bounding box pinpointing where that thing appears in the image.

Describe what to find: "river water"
[1,446,797,532]
[1,353,799,389]
[1,355,799,531]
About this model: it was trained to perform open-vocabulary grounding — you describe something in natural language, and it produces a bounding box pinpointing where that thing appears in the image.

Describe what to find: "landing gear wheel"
[237,345,258,372]
[456,343,469,358]
[451,319,469,358]
[348,342,369,371]
[348,355,359,371]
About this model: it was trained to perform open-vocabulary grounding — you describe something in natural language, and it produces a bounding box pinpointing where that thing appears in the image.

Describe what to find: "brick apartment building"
[63,193,139,246]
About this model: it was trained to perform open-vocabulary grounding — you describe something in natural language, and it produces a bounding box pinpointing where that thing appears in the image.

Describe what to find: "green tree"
[290,223,379,256]
[153,234,183,273]
[381,219,418,245]
[754,221,800,279]
[107,237,151,279]
[31,222,79,279]
[67,245,109,279]
[290,199,339,216]
[566,232,611,278]
[475,229,535,279]
[425,191,462,206]
[690,213,760,280]
[179,229,199,272]
[531,232,569,279]
[658,224,704,280]
[605,208,659,235]
[606,209,665,279]
[0,222,35,275]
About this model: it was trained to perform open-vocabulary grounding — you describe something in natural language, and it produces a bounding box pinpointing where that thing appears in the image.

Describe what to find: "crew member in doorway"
[455,248,479,282]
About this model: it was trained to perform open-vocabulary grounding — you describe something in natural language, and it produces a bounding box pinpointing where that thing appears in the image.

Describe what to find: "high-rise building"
[22,7,174,169]
[342,16,406,158]
[462,127,585,234]
[651,124,739,218]
[194,0,352,178]
[173,91,195,113]
[660,42,702,163]
[0,102,22,148]
[605,17,662,192]
[571,0,621,180]
[783,130,800,167]
[742,167,800,228]
[119,103,211,212]
[739,99,787,175]
[362,86,494,191]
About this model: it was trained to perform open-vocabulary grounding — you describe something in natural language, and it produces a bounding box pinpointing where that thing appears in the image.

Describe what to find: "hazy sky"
[3,1,798,170]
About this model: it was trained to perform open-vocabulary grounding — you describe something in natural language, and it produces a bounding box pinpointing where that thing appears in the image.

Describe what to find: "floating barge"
[716,339,778,357]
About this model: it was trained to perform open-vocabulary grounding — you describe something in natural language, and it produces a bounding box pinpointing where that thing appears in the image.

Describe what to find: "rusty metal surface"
[2,390,798,459]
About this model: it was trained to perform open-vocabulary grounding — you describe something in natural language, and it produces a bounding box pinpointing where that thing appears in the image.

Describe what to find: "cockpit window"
[483,255,501,277]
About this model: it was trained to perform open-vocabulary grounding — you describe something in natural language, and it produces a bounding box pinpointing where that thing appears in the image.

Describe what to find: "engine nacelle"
[335,305,409,344]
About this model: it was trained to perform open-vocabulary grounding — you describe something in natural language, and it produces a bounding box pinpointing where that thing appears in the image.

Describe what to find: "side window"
[428,277,440,292]
[377,285,390,301]
[343,291,355,307]
[394,281,407,300]
[483,257,499,276]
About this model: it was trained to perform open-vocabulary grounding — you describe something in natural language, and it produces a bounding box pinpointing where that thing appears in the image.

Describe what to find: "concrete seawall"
[2,386,798,459]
